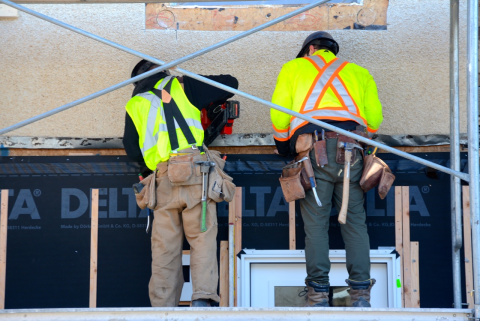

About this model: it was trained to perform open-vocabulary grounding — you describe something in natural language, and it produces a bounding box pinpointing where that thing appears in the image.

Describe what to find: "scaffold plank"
[0,307,472,321]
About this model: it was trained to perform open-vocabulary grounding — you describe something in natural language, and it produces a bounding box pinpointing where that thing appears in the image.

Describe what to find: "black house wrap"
[0,153,469,309]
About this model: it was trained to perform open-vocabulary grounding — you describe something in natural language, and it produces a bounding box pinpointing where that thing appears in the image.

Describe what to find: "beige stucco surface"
[0,0,469,139]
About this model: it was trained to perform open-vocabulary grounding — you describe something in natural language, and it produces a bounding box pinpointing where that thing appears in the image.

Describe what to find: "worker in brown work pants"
[124,59,238,307]
[148,162,220,306]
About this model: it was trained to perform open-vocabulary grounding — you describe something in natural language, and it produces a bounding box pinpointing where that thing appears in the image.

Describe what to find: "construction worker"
[271,32,383,307]
[123,59,238,307]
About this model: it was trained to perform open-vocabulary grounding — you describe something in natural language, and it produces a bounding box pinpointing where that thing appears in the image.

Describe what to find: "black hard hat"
[130,59,171,86]
[296,31,339,58]
[131,59,156,86]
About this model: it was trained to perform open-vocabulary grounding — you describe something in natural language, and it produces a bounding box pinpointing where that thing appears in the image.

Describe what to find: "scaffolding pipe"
[0,0,329,133]
[449,0,462,309]
[0,0,472,185]
[467,0,480,317]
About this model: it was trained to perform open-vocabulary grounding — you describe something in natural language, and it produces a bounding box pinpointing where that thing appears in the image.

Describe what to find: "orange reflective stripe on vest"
[272,124,289,141]
[289,56,367,137]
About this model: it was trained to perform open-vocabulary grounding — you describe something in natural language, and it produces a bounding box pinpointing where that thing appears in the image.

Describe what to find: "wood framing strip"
[402,186,412,308]
[4,144,465,157]
[234,187,242,256]
[289,201,296,250]
[233,187,242,307]
[394,186,404,308]
[463,186,474,309]
[220,241,229,307]
[410,241,420,308]
[0,190,8,310]
[89,189,99,308]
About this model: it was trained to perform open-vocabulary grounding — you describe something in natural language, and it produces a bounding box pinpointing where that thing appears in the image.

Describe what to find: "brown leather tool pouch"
[300,166,312,191]
[295,133,314,154]
[378,168,396,199]
[279,133,316,202]
[167,154,202,186]
[336,135,358,165]
[360,154,395,199]
[279,166,305,203]
[314,140,328,167]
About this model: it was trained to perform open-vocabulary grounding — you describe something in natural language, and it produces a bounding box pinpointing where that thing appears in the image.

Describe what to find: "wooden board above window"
[146,0,388,31]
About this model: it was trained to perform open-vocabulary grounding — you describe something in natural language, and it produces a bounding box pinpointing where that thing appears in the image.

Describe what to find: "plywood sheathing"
[0,0,469,139]
[145,0,388,31]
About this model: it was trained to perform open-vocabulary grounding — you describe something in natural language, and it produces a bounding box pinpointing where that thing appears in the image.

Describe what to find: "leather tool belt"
[315,130,395,199]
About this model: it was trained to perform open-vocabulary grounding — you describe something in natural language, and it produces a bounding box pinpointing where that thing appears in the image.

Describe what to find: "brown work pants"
[148,162,220,307]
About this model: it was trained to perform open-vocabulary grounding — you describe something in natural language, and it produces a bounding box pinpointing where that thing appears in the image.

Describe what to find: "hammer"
[337,142,363,224]
[196,161,216,232]
[294,156,322,207]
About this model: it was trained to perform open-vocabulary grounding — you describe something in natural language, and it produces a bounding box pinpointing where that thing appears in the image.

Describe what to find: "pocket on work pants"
[182,183,203,210]
[350,153,364,183]
[155,175,174,208]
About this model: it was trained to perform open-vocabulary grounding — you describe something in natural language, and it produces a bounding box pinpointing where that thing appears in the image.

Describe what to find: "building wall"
[0,0,469,139]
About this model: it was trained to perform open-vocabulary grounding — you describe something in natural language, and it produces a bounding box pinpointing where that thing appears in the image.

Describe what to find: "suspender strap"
[150,78,197,151]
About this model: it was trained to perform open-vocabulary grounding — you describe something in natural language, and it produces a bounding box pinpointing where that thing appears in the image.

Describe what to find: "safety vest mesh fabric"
[272,55,368,141]
[125,77,204,170]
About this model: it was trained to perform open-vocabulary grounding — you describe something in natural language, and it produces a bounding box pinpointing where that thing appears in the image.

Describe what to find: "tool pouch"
[279,166,305,203]
[336,135,358,165]
[204,145,236,203]
[360,154,395,199]
[314,140,328,167]
[295,133,314,154]
[134,172,157,210]
[378,168,396,199]
[279,133,316,202]
[295,133,315,192]
[300,166,312,191]
[167,154,203,186]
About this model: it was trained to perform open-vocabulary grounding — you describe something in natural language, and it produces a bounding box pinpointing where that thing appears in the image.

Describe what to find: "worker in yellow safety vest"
[124,59,238,307]
[271,32,383,307]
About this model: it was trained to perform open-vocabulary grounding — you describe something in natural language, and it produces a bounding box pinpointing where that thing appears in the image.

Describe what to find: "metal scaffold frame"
[0,0,479,317]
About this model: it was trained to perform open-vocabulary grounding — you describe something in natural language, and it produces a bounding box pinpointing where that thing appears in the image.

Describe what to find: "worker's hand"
[274,149,289,157]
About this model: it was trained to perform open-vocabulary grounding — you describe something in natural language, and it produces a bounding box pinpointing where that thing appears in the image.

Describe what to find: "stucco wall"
[0,0,469,139]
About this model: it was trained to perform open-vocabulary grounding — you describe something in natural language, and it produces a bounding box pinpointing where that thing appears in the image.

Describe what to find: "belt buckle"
[170,153,191,157]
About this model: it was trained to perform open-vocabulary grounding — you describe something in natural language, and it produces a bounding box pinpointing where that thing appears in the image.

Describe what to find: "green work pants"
[300,137,371,284]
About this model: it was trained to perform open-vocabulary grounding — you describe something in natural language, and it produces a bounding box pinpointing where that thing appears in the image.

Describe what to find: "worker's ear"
[309,45,316,56]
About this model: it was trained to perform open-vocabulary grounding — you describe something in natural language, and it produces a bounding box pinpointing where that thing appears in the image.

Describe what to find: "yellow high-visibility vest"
[126,76,204,170]
[271,49,383,141]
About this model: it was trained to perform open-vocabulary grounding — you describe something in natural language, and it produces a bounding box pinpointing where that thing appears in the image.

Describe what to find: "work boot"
[299,281,330,307]
[345,279,376,307]
[191,299,211,307]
